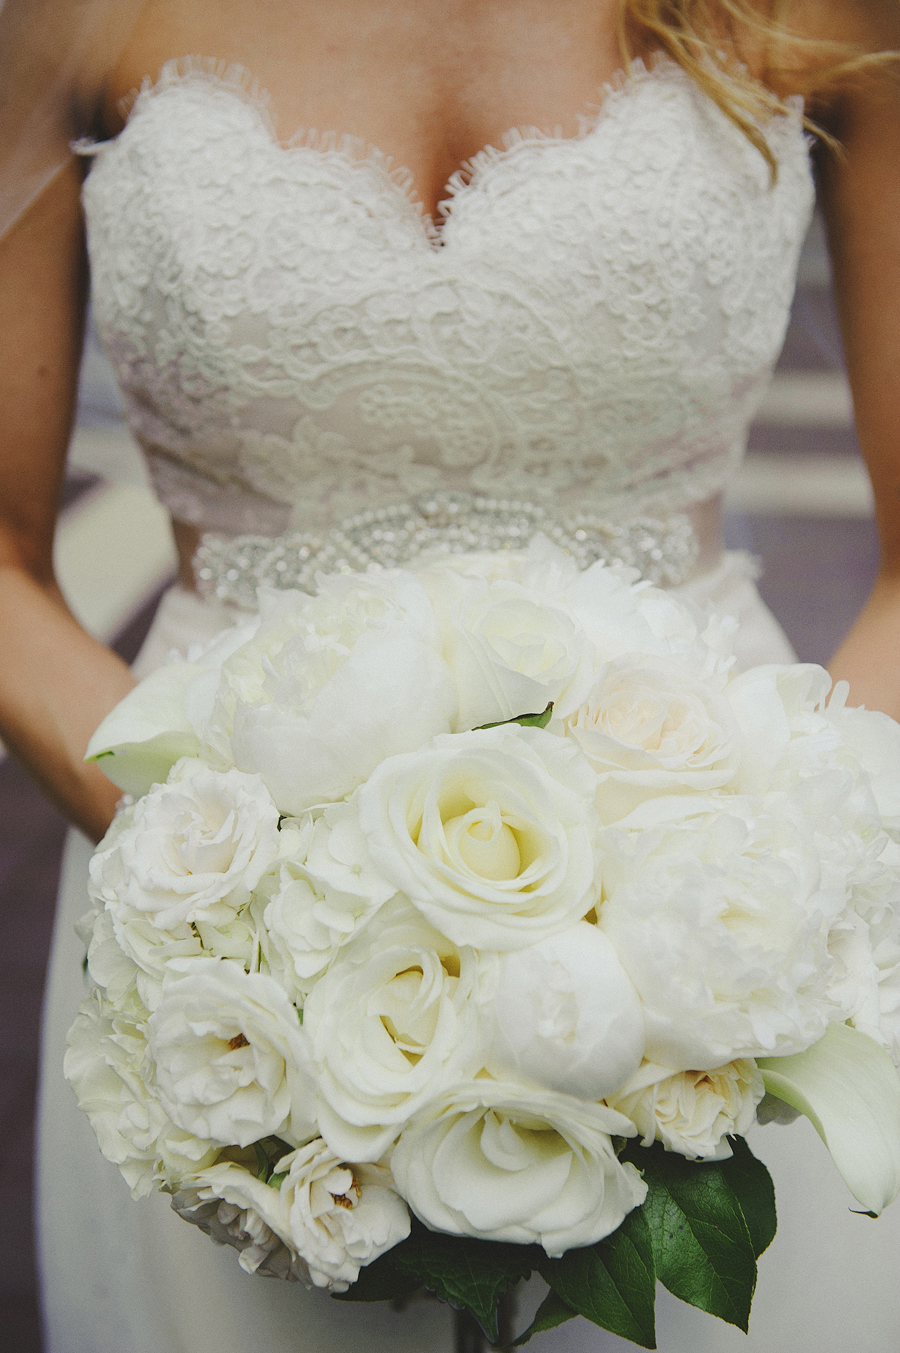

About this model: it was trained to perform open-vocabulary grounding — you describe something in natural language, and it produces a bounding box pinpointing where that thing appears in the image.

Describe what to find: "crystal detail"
[194,491,699,610]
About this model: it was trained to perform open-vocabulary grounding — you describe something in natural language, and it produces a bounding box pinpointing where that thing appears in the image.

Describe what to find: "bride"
[2,1,899,1349]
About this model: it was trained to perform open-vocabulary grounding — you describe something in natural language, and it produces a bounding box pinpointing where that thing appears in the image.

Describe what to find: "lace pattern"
[79,56,815,538]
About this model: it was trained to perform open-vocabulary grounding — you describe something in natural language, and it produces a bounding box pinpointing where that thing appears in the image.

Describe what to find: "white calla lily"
[85,662,206,796]
[758,1021,900,1216]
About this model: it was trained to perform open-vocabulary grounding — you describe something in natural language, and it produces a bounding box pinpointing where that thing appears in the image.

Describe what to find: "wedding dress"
[36,56,900,1353]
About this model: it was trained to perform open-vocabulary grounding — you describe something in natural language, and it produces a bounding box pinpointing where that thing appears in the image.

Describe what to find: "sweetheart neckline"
[98,52,675,248]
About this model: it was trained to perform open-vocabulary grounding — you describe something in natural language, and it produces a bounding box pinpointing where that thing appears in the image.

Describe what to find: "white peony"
[89,758,282,933]
[391,1079,645,1255]
[276,1139,410,1291]
[483,921,645,1100]
[827,843,900,1063]
[216,574,457,813]
[147,959,316,1148]
[304,902,490,1161]
[65,989,218,1197]
[356,725,599,951]
[605,1058,764,1160]
[565,654,741,821]
[599,792,851,1070]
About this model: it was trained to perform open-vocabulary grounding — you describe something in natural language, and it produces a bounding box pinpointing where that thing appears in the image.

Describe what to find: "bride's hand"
[0,159,137,841]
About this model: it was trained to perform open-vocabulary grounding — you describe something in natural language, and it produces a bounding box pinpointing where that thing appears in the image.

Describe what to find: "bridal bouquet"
[68,537,900,1348]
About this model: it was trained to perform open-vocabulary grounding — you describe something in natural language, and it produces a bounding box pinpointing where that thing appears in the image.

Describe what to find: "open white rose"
[599,792,850,1070]
[484,922,645,1100]
[276,1140,410,1291]
[438,575,592,730]
[391,1079,645,1255]
[356,725,599,951]
[65,990,218,1198]
[305,902,490,1161]
[606,1058,764,1160]
[147,958,316,1148]
[89,758,282,933]
[565,655,741,821]
[216,574,457,813]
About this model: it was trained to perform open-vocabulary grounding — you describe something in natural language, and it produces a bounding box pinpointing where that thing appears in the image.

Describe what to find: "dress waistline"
[193,490,720,612]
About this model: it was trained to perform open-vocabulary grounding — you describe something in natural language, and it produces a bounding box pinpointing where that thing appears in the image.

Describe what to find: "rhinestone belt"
[194,491,699,611]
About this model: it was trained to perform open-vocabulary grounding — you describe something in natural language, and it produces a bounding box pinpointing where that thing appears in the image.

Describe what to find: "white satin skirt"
[36,554,900,1353]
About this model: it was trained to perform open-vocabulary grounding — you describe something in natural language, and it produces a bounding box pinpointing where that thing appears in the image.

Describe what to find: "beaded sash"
[194,491,699,610]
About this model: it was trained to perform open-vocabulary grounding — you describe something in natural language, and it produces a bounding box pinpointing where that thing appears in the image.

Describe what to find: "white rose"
[65,989,218,1198]
[564,655,741,821]
[484,922,645,1100]
[171,1161,306,1281]
[147,958,316,1148]
[356,725,599,951]
[217,574,457,813]
[599,792,850,1070]
[89,759,282,933]
[606,1059,764,1161]
[391,1079,645,1255]
[276,1140,410,1291]
[305,901,490,1161]
[437,574,592,730]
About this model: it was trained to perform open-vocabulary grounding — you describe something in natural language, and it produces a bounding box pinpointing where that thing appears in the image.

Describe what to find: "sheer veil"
[0,0,147,239]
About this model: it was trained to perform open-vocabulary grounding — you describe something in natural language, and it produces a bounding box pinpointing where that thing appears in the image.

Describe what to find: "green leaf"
[623,1141,756,1331]
[476,703,554,731]
[367,1221,538,1341]
[510,1290,578,1346]
[539,1207,656,1348]
[717,1136,777,1259]
[331,1252,423,1304]
[759,1022,900,1215]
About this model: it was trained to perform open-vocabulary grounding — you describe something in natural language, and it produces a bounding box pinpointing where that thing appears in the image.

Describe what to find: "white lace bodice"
[80,57,814,539]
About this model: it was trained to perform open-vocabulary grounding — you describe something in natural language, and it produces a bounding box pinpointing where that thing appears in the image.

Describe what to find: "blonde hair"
[618,0,895,171]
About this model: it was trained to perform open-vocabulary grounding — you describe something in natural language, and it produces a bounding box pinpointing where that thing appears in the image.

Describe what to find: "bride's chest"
[83,63,813,371]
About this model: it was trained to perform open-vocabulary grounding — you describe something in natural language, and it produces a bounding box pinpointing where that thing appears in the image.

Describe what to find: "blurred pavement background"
[0,211,878,1350]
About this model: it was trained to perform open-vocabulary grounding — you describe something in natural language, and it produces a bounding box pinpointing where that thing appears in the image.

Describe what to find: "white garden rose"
[356,725,599,951]
[305,902,490,1161]
[147,959,316,1148]
[391,1079,645,1255]
[599,792,850,1070]
[605,1058,764,1160]
[216,573,457,813]
[89,758,282,933]
[484,922,645,1100]
[564,654,741,821]
[65,989,218,1198]
[275,1139,410,1290]
[170,1161,306,1281]
[437,574,593,730]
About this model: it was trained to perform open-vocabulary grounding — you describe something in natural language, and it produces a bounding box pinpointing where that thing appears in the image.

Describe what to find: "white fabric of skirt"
[36,553,900,1353]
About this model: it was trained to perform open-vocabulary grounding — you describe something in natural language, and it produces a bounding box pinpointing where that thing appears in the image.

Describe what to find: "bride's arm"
[777,0,900,716]
[0,159,136,841]
[819,62,900,715]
